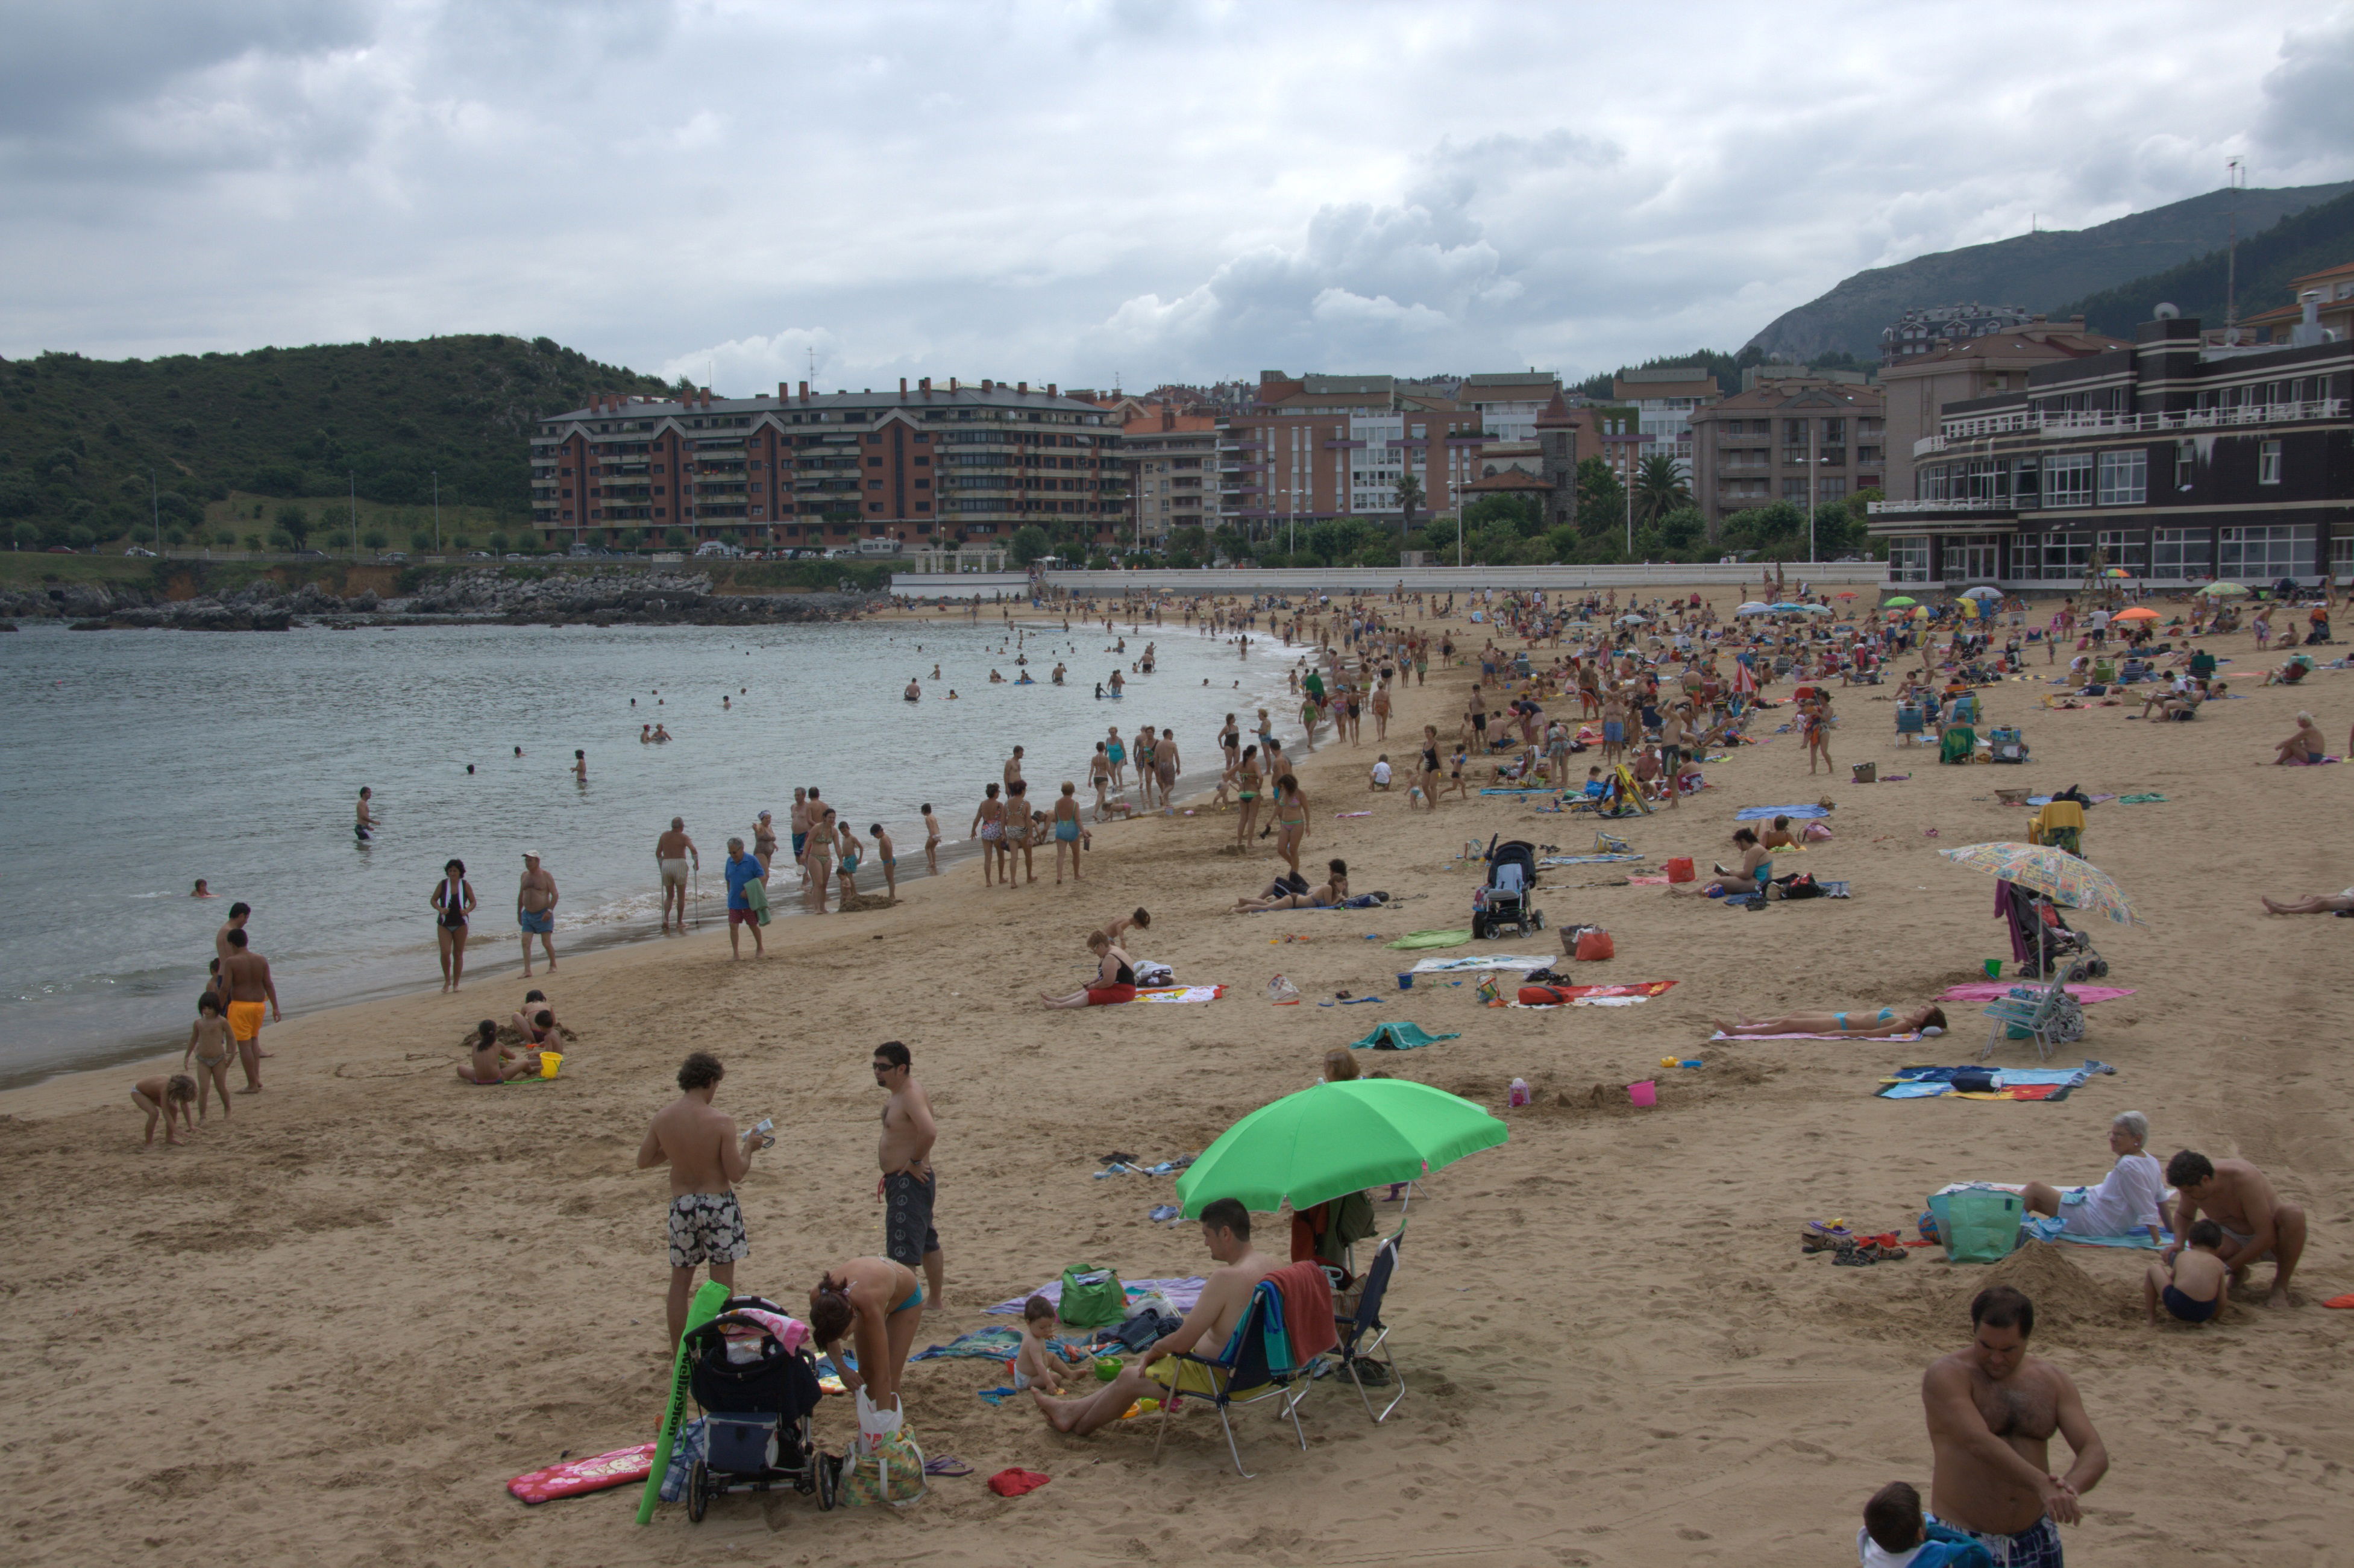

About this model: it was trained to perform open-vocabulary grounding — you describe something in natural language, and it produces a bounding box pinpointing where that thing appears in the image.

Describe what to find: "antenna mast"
[2225,157,2246,342]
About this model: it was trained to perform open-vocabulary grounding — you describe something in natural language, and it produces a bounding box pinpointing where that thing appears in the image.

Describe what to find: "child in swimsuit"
[184,993,237,1120]
[2145,1220,2228,1325]
[131,1073,198,1147]
[1013,1296,1087,1393]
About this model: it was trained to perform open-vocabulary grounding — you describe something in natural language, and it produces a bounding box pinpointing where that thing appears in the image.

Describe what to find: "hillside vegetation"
[0,335,670,551]
[1744,181,2353,362]
[2057,187,2354,338]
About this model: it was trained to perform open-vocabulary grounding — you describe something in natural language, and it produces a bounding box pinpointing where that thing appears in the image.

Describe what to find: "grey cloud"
[2254,14,2354,172]
[0,0,371,136]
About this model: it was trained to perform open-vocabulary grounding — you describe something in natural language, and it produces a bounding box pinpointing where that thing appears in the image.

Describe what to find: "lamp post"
[150,470,160,553]
[432,469,441,554]
[349,471,359,557]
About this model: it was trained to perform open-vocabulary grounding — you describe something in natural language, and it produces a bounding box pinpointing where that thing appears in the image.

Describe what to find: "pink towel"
[1938,982,2134,1004]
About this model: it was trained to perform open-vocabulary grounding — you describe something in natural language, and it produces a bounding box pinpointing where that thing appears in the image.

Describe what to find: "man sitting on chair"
[1032,1197,1274,1434]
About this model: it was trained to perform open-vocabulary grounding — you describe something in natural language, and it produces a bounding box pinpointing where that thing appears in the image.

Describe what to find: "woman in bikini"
[431,858,476,993]
[971,783,1006,886]
[1132,728,1157,810]
[1710,1005,1948,1038]
[1089,742,1113,820]
[1272,773,1308,880]
[808,1257,926,1412]
[1039,929,1137,1008]
[1051,781,1084,883]
[802,807,836,913]
[1232,744,1264,848]
[1416,724,1443,810]
[1234,862,1346,912]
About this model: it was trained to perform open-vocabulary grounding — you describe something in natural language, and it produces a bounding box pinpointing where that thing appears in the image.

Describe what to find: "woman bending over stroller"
[1234,859,1347,912]
[1711,1005,1948,1038]
[808,1257,924,1411]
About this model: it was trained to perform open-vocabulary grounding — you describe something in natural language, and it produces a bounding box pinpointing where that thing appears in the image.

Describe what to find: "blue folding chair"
[1323,1234,1405,1423]
[1150,1282,1308,1478]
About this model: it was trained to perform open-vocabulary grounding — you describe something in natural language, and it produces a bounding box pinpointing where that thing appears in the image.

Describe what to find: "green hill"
[0,335,671,551]
[2056,187,2354,337]
[1743,181,2354,362]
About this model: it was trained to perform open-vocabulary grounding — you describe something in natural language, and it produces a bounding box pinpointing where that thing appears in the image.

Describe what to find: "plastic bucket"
[1627,1080,1657,1108]
[539,1050,562,1079]
[1397,973,1414,990]
[1983,959,2002,980]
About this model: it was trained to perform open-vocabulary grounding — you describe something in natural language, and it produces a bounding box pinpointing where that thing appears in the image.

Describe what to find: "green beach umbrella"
[2196,582,2249,597]
[1883,595,1916,607]
[1175,1079,1508,1217]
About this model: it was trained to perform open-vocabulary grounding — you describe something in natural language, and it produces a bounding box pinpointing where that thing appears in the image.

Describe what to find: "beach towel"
[2116,792,2167,804]
[510,1443,656,1505]
[1537,853,1645,866]
[1507,980,1677,1008]
[1134,985,1225,1004]
[2027,793,2118,806]
[1937,982,2132,1005]
[1878,1064,2089,1101]
[1411,953,1554,974]
[1712,1029,1923,1042]
[1388,929,1473,950]
[985,1276,1205,1316]
[1347,1021,1460,1051]
[1268,1261,1339,1363]
[1734,803,1831,821]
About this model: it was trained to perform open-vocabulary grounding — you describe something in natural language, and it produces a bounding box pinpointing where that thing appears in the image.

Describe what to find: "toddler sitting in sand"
[1014,1296,1090,1394]
[2145,1220,2228,1326]
[1857,1479,1993,1567]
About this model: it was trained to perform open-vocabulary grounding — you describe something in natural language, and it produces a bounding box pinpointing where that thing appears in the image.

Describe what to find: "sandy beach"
[5,589,2348,1567]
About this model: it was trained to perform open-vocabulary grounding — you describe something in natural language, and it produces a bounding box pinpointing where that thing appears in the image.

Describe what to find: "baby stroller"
[682,1296,838,1520]
[1472,836,1543,939]
[2001,880,2108,982]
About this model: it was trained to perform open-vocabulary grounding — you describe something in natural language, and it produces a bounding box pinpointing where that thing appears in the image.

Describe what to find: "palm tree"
[1633,451,1692,525]
[1394,472,1425,541]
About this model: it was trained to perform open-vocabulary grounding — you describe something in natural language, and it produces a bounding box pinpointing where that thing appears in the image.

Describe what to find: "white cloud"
[0,0,2344,387]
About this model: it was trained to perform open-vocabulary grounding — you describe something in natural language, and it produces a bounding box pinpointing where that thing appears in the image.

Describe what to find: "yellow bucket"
[539,1050,562,1079]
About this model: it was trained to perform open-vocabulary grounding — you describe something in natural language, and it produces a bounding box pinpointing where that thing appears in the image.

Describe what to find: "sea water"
[0,613,1298,1085]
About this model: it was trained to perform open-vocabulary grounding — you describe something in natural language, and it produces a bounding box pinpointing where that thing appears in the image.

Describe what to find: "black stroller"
[682,1296,838,1520]
[1472,836,1543,940]
[2001,881,2109,982]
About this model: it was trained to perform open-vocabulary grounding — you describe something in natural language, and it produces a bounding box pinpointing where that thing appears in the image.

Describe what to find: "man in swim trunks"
[355,786,375,842]
[516,850,558,977]
[874,1040,944,1308]
[1032,1197,1275,1435]
[787,788,811,886]
[219,927,280,1094]
[655,817,698,933]
[2164,1150,2307,1308]
[637,1050,765,1345]
[1922,1286,2106,1566]
[215,901,251,967]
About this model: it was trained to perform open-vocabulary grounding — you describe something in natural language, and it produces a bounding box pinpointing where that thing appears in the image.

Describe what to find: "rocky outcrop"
[4,569,877,630]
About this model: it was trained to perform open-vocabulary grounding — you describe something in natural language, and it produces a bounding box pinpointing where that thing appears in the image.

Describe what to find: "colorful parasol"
[2113,606,2158,621]
[1938,842,2142,927]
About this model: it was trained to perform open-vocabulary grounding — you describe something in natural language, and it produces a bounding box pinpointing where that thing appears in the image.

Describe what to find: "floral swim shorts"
[667,1191,749,1269]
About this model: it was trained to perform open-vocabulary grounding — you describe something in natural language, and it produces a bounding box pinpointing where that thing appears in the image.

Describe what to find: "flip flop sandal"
[923,1456,973,1478]
[1831,1246,1877,1266]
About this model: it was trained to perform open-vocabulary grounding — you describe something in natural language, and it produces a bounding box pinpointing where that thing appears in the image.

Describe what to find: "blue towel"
[1255,1279,1293,1375]
[1734,803,1831,821]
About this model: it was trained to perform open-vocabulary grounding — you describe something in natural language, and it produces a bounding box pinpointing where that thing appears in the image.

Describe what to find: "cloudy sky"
[4,1,2350,392]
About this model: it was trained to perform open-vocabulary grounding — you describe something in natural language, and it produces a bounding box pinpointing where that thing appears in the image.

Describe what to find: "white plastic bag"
[1267,974,1302,1005]
[854,1387,904,1457]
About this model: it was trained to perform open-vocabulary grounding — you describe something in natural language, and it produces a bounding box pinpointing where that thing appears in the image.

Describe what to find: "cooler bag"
[1056,1265,1128,1328]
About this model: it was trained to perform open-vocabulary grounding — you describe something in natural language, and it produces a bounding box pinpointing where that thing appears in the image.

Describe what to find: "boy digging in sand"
[2145,1220,2229,1326]
[133,1074,198,1147]
[183,994,236,1119]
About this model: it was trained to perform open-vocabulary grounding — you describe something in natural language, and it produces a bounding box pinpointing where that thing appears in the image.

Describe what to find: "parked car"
[385,551,408,563]
[123,545,158,557]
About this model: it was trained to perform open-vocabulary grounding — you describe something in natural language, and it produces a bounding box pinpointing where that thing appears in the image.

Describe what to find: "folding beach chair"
[1895,705,1928,747]
[1979,982,2084,1063]
[2027,799,2085,856]
[1938,725,1976,764]
[1151,1282,1308,1478]
[1321,1234,1405,1425]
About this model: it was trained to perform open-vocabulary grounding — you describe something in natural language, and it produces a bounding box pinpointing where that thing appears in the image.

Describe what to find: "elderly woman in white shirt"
[2021,1110,2167,1241]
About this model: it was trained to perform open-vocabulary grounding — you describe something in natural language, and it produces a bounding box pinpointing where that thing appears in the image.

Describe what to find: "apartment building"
[1867,309,2353,585]
[1612,368,1720,472]
[1455,371,1565,441]
[1879,316,2126,501]
[1881,303,2036,368]
[2236,260,2354,345]
[1221,371,1486,536]
[529,378,1127,549]
[1687,378,1886,538]
[1122,404,1219,549]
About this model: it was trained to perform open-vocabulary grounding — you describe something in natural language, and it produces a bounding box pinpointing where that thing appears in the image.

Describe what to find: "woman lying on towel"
[1040,930,1138,1008]
[1233,859,1348,913]
[1710,1005,1947,1038]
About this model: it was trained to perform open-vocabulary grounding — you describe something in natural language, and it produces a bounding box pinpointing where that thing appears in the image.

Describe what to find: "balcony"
[1919,397,2350,456]
[1866,498,2018,516]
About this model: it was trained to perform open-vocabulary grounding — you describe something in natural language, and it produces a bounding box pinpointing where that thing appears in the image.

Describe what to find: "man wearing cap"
[518,851,559,977]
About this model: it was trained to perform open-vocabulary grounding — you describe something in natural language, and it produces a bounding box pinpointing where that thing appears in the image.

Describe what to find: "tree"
[1719,500,1809,559]
[1460,492,1545,539]
[410,530,434,552]
[1574,457,1625,539]
[362,527,388,551]
[1632,451,1693,525]
[1211,522,1249,564]
[273,503,312,547]
[1305,516,1371,565]
[1394,472,1425,539]
[1167,524,1209,568]
[1008,523,1051,565]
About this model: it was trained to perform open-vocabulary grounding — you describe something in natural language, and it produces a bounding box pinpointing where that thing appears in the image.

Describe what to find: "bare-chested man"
[655,817,698,932]
[1033,1197,1274,1435]
[2165,1150,2308,1308]
[874,1041,943,1309]
[219,927,280,1093]
[516,851,557,977]
[215,901,251,967]
[636,1050,767,1345]
[354,786,375,843]
[1922,1286,2107,1566]
[787,788,811,886]
[1003,745,1026,793]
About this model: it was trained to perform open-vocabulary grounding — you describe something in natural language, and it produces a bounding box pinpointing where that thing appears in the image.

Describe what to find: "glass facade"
[2218,524,2314,580]
[2045,453,2093,507]
[1948,533,2001,582]
[2095,450,2146,506]
[2152,527,2211,580]
[1888,537,1931,582]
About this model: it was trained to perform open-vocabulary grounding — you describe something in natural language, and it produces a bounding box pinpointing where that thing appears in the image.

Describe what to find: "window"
[2096,528,2147,577]
[2095,450,2145,506]
[1888,536,1931,583]
[2045,454,2092,508]
[1782,478,1812,502]
[2034,530,2095,581]
[2259,439,2282,485]
[2153,527,2211,580]
[2218,524,2312,579]
[2332,533,2353,578]
[1950,533,2000,582]
[1818,476,1848,501]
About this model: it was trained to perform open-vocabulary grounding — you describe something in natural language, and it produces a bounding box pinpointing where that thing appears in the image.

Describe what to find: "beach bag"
[841,1418,926,1506]
[1803,820,1833,842]
[1664,856,1696,883]
[1939,1188,2024,1264]
[1267,974,1302,1005]
[1474,975,1503,1004]
[1574,928,1615,962]
[1056,1265,1128,1329]
[1850,760,1877,783]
